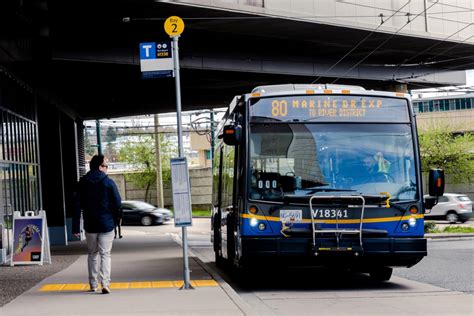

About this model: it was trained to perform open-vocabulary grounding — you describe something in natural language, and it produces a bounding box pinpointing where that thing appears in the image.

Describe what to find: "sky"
[85,108,226,133]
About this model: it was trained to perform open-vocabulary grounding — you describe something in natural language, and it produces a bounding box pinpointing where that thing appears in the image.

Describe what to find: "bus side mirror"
[219,125,241,146]
[428,169,445,197]
[424,196,437,212]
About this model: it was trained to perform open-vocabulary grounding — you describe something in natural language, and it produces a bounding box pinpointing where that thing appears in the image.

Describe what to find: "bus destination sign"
[250,95,410,123]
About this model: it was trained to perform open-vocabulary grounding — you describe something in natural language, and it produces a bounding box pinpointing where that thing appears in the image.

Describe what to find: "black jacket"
[72,170,122,234]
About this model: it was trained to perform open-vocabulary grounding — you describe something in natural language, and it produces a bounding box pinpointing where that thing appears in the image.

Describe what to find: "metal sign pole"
[172,35,192,290]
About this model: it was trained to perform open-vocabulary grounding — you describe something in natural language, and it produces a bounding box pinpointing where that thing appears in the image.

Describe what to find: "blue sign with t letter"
[140,42,156,59]
[139,41,174,78]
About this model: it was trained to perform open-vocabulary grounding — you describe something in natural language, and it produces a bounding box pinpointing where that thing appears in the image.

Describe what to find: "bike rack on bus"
[309,195,365,255]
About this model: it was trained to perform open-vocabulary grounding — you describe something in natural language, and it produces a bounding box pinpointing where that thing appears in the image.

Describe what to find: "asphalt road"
[393,238,474,294]
[180,219,474,315]
[89,220,474,315]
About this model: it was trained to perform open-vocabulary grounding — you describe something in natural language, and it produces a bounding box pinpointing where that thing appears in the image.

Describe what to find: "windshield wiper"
[304,187,357,194]
[390,199,418,204]
[283,189,357,204]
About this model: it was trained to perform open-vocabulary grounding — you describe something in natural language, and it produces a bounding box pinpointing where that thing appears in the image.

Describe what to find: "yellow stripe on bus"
[241,213,423,224]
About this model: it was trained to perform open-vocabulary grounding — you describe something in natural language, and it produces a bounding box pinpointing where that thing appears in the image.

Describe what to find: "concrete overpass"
[2,0,474,119]
[1,0,474,246]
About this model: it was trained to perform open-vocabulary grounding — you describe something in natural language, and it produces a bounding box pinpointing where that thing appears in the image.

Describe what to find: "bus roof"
[247,84,409,99]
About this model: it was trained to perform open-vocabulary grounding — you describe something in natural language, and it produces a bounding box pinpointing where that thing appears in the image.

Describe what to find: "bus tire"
[227,214,236,266]
[215,251,225,268]
[213,217,225,267]
[369,267,393,282]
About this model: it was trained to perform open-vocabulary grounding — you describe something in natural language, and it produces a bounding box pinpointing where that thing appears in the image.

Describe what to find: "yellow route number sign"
[164,16,185,37]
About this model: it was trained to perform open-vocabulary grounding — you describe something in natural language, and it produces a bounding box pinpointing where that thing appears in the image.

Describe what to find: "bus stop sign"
[164,16,185,37]
[170,157,192,227]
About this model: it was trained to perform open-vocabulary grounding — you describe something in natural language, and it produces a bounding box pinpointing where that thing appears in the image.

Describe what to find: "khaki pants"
[85,231,114,288]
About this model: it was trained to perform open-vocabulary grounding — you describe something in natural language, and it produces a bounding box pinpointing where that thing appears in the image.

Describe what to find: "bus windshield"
[249,123,417,202]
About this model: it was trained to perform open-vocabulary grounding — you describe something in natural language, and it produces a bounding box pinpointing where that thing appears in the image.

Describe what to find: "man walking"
[73,154,121,294]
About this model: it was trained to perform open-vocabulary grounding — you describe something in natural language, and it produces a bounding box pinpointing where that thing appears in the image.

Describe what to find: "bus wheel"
[213,219,225,268]
[215,250,225,268]
[369,267,393,282]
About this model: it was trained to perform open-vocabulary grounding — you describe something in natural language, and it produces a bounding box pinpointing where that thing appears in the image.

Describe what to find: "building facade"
[413,93,474,133]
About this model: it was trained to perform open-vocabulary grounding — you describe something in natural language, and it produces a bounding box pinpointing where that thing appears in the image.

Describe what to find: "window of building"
[455,99,461,110]
[423,101,429,113]
[449,99,455,110]
[441,99,449,111]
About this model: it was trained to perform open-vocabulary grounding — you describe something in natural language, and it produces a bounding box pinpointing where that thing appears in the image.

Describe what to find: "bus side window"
[222,145,235,209]
[212,147,223,208]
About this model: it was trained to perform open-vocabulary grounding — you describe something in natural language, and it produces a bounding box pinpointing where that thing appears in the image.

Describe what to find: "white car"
[424,193,473,223]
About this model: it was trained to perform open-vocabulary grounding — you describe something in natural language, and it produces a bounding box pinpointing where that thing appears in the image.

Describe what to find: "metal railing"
[309,195,365,252]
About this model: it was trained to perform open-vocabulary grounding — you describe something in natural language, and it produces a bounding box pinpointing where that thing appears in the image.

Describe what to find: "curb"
[170,233,256,316]
[426,233,474,239]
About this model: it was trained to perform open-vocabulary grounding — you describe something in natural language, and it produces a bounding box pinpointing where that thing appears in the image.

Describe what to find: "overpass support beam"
[38,102,68,246]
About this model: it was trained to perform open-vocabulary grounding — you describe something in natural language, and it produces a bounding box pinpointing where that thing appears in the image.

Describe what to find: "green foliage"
[424,221,437,233]
[166,207,211,217]
[84,130,96,157]
[105,142,118,162]
[118,133,176,202]
[105,127,118,142]
[424,221,474,234]
[418,127,474,183]
[440,226,474,233]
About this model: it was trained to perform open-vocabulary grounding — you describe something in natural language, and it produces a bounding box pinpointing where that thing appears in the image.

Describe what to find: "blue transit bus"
[212,84,444,281]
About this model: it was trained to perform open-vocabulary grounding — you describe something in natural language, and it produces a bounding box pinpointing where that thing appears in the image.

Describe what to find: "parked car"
[424,193,473,223]
[121,200,172,226]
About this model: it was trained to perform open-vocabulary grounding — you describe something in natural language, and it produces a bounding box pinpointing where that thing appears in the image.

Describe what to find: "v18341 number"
[312,209,348,219]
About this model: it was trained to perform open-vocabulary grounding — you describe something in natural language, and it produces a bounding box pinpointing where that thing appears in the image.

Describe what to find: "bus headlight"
[250,217,258,227]
[258,223,266,231]
[408,217,417,227]
[401,222,409,231]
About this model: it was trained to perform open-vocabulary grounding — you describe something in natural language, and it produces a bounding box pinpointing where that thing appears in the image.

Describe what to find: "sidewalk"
[0,233,246,316]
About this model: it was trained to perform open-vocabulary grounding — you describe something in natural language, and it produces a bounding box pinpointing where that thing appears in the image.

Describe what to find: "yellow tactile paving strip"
[39,279,218,292]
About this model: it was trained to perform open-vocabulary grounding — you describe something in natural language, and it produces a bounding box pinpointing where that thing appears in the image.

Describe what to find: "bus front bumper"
[240,237,427,268]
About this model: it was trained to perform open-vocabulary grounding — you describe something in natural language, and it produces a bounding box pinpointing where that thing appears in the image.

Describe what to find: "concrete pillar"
[37,101,68,246]
[386,83,408,93]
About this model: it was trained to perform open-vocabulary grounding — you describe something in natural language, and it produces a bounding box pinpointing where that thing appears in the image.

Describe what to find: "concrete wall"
[416,109,474,133]
[109,168,212,209]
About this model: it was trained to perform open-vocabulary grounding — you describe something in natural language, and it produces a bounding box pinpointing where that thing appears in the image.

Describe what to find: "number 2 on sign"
[272,100,288,117]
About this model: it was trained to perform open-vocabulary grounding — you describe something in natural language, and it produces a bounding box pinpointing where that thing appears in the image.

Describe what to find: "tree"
[418,126,474,183]
[105,142,119,162]
[84,129,96,157]
[105,127,118,143]
[119,133,176,203]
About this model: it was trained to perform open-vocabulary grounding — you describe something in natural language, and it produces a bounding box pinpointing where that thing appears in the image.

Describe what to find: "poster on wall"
[11,211,50,265]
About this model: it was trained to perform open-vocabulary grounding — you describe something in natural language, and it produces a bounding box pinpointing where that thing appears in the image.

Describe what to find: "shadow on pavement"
[215,264,408,292]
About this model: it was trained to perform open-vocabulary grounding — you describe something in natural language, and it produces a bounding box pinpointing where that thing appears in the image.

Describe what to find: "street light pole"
[95,119,102,155]
[154,114,164,208]
[172,34,192,290]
